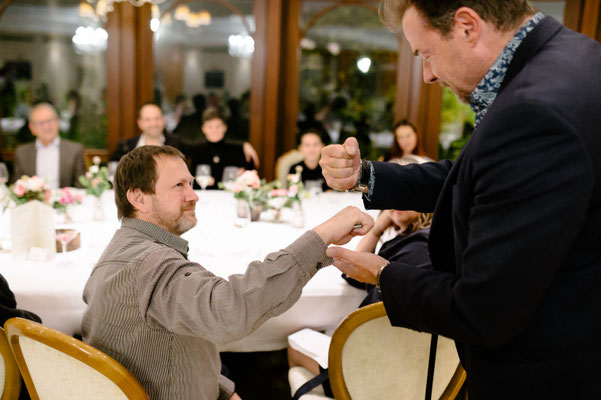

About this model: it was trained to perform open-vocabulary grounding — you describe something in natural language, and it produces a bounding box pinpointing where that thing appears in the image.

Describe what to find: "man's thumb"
[343,137,359,157]
[326,246,348,259]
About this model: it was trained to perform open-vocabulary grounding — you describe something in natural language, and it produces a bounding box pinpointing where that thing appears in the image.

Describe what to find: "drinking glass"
[195,164,212,190]
[221,166,239,189]
[234,200,251,228]
[107,161,119,182]
[56,228,78,266]
[0,162,8,185]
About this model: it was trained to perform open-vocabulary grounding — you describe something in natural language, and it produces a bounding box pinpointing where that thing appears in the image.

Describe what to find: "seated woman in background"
[287,155,433,399]
[386,120,432,161]
[189,108,256,189]
[289,125,330,193]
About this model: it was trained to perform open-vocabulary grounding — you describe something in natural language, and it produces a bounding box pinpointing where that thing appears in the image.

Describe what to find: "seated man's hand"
[320,137,361,191]
[230,393,242,400]
[326,247,389,285]
[312,206,374,246]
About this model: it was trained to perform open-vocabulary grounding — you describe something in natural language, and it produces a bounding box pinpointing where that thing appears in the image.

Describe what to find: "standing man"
[321,1,601,398]
[13,103,86,188]
[82,145,373,400]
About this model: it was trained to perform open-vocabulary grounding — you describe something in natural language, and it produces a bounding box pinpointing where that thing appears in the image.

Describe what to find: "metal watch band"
[376,263,389,292]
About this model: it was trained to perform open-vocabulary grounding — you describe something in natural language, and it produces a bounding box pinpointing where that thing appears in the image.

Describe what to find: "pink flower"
[288,185,298,196]
[238,170,260,188]
[44,190,51,203]
[75,194,83,203]
[91,177,102,188]
[270,188,288,197]
[13,184,25,197]
[231,181,244,193]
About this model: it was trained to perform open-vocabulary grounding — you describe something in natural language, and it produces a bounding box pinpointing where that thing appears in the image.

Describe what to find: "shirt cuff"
[286,230,334,278]
[218,374,235,400]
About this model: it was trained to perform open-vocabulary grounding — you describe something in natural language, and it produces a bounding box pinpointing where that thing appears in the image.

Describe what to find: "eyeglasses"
[30,117,58,127]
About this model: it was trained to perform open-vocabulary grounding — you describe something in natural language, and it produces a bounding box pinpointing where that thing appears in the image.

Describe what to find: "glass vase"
[93,196,105,221]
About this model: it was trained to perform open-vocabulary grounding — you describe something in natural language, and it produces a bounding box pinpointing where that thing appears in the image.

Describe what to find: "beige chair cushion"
[19,336,128,400]
[288,366,331,399]
[0,356,5,397]
[275,149,304,186]
[342,317,459,400]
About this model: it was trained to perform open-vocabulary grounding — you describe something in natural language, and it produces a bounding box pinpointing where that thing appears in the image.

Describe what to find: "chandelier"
[80,0,167,21]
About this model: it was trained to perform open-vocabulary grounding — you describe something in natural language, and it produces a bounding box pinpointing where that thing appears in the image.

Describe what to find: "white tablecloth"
[0,190,376,351]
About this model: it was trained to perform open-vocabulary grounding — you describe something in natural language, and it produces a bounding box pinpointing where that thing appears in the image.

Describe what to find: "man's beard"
[153,199,197,235]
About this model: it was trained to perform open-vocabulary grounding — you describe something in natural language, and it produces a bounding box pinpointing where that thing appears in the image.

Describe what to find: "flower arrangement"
[227,170,270,210]
[51,187,83,214]
[4,176,51,208]
[79,156,111,198]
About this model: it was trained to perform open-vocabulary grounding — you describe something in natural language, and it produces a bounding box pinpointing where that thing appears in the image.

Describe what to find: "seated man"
[289,126,330,193]
[190,108,259,189]
[109,102,185,161]
[13,103,85,189]
[82,145,373,400]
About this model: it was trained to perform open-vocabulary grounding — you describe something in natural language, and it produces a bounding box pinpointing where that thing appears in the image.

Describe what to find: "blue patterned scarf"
[470,12,545,126]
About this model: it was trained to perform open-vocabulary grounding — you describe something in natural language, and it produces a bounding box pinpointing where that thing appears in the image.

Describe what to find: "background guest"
[13,102,85,188]
[190,108,256,189]
[109,102,185,161]
[289,126,330,193]
[387,119,428,160]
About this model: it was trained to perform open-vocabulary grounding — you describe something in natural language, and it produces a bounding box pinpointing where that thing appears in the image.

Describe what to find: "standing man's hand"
[326,247,389,285]
[320,137,361,191]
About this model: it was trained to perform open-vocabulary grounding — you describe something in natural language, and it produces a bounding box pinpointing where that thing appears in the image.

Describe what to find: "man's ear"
[453,7,482,46]
[126,188,150,215]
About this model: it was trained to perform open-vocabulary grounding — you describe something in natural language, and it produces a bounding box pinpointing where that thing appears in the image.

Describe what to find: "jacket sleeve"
[380,102,594,347]
[72,142,86,188]
[365,160,453,213]
[137,231,331,345]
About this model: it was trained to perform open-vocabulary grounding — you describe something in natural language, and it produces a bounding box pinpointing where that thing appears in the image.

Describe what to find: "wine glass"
[195,164,212,190]
[221,166,239,189]
[234,200,251,228]
[56,228,78,266]
[107,161,119,182]
[0,162,8,185]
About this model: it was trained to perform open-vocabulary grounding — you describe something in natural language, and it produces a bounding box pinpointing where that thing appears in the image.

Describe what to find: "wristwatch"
[351,159,370,193]
[376,263,389,292]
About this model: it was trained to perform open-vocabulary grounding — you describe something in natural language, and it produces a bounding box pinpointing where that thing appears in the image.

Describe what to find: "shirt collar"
[35,136,60,150]
[121,217,189,256]
[137,134,165,147]
[470,12,545,126]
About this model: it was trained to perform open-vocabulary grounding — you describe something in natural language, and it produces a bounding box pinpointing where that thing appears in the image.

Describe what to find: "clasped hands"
[313,137,390,285]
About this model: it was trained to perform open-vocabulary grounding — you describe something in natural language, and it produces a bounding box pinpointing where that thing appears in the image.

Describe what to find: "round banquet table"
[0,189,378,351]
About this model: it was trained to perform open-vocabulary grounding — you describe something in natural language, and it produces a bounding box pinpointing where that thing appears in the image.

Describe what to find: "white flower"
[86,172,93,179]
[92,156,101,165]
[90,165,99,174]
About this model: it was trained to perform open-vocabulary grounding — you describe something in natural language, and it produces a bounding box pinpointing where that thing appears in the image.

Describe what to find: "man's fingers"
[343,137,359,157]
[326,246,351,260]
[322,144,354,160]
[320,157,354,169]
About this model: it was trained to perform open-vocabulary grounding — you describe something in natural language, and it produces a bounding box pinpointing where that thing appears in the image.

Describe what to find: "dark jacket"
[109,134,186,161]
[367,17,601,398]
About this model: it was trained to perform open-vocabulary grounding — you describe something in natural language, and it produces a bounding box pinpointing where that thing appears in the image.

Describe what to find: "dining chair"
[0,327,22,400]
[275,149,304,186]
[289,302,466,400]
[4,318,149,400]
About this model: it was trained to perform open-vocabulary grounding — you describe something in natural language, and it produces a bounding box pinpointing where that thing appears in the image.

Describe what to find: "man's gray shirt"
[82,218,331,400]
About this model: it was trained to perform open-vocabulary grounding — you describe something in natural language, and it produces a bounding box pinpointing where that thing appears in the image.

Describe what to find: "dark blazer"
[109,134,186,161]
[367,17,601,398]
[13,139,86,188]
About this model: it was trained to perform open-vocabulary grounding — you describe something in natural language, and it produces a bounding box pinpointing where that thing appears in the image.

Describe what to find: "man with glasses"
[13,102,85,188]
